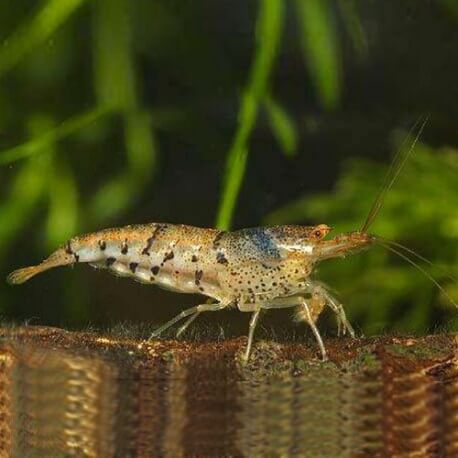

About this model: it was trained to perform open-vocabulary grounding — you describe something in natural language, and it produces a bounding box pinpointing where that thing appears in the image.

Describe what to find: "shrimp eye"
[313,230,322,239]
[310,224,330,240]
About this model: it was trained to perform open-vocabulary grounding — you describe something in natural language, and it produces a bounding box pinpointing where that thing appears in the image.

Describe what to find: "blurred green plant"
[216,0,284,230]
[264,94,298,158]
[0,0,157,230]
[0,0,87,78]
[216,0,368,229]
[0,0,157,320]
[89,0,157,223]
[266,139,458,333]
[295,0,341,110]
[0,116,55,258]
[0,107,108,165]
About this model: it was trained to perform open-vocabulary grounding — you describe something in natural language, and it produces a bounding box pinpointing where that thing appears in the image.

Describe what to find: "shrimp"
[7,117,454,361]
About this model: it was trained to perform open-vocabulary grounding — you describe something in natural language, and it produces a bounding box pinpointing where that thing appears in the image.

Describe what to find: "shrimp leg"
[306,281,355,337]
[243,308,262,362]
[176,298,221,337]
[260,295,327,361]
[149,302,227,338]
[298,300,327,361]
[176,312,200,337]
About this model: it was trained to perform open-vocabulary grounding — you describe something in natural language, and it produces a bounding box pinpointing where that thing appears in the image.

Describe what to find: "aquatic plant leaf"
[45,162,78,250]
[0,106,109,165]
[92,0,137,110]
[295,0,341,110]
[0,0,87,78]
[216,0,284,230]
[88,175,136,224]
[124,111,157,184]
[91,0,157,219]
[264,95,298,158]
[337,0,368,60]
[0,115,56,258]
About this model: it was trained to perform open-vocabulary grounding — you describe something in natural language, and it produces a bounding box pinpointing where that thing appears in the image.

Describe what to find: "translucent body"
[7,222,371,360]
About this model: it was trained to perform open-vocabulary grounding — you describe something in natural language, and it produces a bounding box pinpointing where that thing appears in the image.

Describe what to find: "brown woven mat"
[0,326,457,457]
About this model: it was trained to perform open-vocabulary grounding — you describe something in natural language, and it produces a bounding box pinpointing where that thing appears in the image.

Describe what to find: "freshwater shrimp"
[7,118,454,361]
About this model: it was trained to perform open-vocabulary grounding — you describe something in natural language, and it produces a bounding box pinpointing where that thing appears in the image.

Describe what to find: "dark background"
[0,0,457,340]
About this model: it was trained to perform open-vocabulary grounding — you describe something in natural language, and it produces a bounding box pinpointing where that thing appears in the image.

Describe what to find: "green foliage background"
[0,0,457,337]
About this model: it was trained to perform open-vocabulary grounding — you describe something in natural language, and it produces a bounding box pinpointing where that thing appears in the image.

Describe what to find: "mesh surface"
[0,326,457,457]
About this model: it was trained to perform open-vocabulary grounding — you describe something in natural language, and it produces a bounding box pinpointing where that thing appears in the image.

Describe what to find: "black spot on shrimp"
[65,241,73,255]
[151,265,160,275]
[195,269,203,286]
[163,251,174,264]
[106,257,116,267]
[216,252,229,265]
[65,241,80,262]
[212,231,225,249]
[121,240,129,255]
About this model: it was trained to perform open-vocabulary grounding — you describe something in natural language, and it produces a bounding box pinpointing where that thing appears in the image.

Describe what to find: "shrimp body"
[72,223,225,299]
[7,222,372,360]
[8,224,222,298]
[8,223,354,303]
[8,118,440,361]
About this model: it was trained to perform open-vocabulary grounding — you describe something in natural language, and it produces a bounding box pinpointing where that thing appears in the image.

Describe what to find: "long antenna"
[360,116,429,233]
[376,239,458,308]
[377,236,458,285]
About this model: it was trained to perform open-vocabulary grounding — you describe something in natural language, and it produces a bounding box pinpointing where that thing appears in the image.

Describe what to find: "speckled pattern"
[7,222,373,359]
[64,223,345,304]
[9,223,334,301]
[8,223,373,305]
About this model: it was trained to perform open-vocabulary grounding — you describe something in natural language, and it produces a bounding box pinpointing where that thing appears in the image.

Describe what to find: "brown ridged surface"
[0,326,457,457]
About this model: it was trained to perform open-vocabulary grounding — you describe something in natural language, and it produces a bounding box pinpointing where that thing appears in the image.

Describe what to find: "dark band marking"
[151,265,160,275]
[121,240,129,255]
[99,241,106,251]
[212,231,225,249]
[142,224,165,256]
[142,237,154,256]
[163,251,174,263]
[66,241,79,262]
[65,241,73,255]
[216,252,228,265]
[191,255,198,262]
[129,262,138,273]
[106,257,116,267]
[195,269,203,286]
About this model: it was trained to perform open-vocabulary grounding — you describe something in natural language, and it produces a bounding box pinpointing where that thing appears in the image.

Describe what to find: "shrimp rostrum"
[7,118,455,361]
